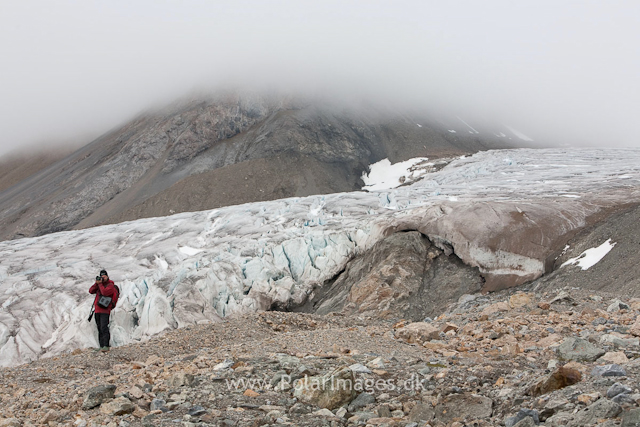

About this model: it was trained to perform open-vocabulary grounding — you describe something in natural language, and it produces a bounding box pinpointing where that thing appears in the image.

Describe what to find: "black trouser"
[94,313,111,348]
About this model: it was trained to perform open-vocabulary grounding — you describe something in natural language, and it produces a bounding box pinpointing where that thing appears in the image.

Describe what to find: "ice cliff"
[1,148,640,366]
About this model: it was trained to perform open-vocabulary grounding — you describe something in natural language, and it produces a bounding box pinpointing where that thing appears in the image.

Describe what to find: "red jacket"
[89,279,117,314]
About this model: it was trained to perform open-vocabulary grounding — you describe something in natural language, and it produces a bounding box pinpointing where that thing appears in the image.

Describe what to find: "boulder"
[348,363,372,374]
[347,393,376,412]
[408,402,435,422]
[504,408,540,427]
[81,384,117,410]
[434,394,492,423]
[313,408,335,417]
[167,372,195,387]
[395,322,440,344]
[99,396,135,416]
[556,337,605,362]
[545,411,574,427]
[505,409,540,427]
[366,357,385,369]
[592,364,627,377]
[150,398,168,412]
[608,299,630,312]
[213,359,234,371]
[141,414,158,427]
[613,393,637,405]
[569,398,621,426]
[541,397,570,419]
[509,293,533,309]
[600,351,629,364]
[528,367,582,396]
[513,418,537,427]
[630,317,640,337]
[129,385,144,399]
[293,366,357,410]
[481,301,511,316]
[600,334,639,348]
[537,334,562,348]
[276,354,301,369]
[622,408,640,427]
[38,410,60,424]
[187,405,207,417]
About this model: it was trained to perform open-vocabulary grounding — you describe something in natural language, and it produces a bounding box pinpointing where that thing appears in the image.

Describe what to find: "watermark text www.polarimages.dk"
[225,374,430,394]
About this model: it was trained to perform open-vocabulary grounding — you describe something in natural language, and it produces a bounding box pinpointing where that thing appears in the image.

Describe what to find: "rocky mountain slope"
[0,146,79,193]
[0,93,523,242]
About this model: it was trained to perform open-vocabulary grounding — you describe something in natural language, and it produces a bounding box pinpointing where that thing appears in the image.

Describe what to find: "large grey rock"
[540,396,571,419]
[276,354,301,369]
[600,334,639,348]
[613,393,637,405]
[0,419,22,427]
[408,402,435,422]
[293,366,357,410]
[569,398,621,426]
[349,412,377,423]
[347,393,375,412]
[150,398,168,412]
[592,364,627,377]
[188,406,207,417]
[81,384,117,410]
[622,408,640,427]
[608,383,633,398]
[513,417,537,427]
[434,394,492,423]
[556,337,605,362]
[505,408,539,427]
[545,411,575,427]
[141,414,158,427]
[348,363,371,374]
[167,372,195,387]
[608,299,630,312]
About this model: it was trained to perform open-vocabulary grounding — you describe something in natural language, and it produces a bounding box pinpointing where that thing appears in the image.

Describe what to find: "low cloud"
[1,1,639,157]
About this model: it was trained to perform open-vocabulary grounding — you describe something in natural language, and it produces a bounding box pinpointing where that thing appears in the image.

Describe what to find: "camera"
[96,276,102,281]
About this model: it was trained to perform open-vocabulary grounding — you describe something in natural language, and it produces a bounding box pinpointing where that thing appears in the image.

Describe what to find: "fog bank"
[1,1,639,157]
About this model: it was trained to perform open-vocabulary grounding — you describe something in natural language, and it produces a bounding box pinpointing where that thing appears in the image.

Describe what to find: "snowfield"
[2,148,640,366]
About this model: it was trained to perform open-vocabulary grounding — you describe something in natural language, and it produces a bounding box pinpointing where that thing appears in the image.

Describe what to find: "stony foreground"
[4,286,640,426]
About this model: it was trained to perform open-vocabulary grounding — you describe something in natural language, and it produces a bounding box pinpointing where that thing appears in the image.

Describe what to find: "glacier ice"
[1,148,640,366]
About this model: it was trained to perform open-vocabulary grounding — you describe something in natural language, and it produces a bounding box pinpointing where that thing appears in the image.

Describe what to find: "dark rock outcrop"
[301,231,484,319]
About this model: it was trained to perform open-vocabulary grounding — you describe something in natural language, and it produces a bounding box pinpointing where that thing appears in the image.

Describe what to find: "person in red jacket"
[89,269,117,352]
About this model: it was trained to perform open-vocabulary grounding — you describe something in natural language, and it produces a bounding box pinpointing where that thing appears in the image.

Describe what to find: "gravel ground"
[4,285,640,427]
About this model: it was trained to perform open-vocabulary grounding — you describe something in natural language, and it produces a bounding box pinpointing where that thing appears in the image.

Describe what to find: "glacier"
[1,148,640,367]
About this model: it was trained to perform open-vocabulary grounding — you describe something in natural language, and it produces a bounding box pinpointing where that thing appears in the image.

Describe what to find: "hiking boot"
[100,347,110,352]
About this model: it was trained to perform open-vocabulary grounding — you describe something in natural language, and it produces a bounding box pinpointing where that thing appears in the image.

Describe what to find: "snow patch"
[504,125,534,142]
[561,239,617,270]
[456,116,479,134]
[362,157,431,191]
[179,246,202,256]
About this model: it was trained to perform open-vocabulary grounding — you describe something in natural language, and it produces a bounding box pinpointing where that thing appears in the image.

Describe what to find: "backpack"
[111,284,120,309]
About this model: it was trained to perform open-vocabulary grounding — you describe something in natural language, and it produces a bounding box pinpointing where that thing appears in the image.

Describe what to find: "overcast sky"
[1,1,639,157]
